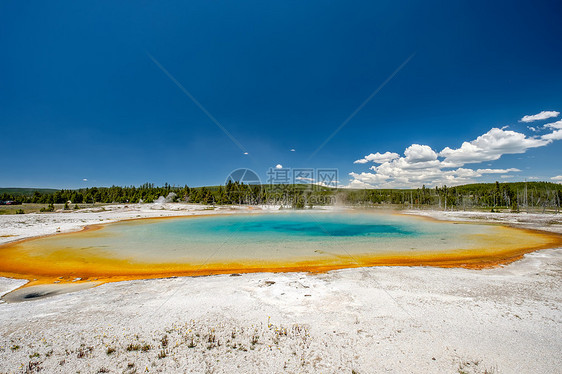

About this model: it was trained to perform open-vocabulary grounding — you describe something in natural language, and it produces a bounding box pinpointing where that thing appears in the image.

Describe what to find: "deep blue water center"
[153,213,418,242]
[232,219,411,237]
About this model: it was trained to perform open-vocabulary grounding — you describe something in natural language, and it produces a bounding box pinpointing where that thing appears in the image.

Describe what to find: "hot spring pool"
[0,212,559,283]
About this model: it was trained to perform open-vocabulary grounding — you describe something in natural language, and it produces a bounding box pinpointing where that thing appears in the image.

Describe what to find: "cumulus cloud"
[347,179,377,189]
[551,175,562,182]
[314,180,340,188]
[82,178,88,181]
[520,111,559,123]
[354,151,400,164]
[275,164,283,169]
[404,144,437,163]
[349,171,390,185]
[348,121,560,189]
[476,168,521,174]
[439,128,550,167]
[542,129,562,141]
[526,119,562,135]
[544,119,562,130]
[348,165,486,189]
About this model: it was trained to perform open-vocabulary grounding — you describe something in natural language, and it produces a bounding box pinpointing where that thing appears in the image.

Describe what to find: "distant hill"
[0,187,60,196]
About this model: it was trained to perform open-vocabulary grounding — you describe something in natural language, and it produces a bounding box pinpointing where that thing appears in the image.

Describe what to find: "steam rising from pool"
[154,192,177,204]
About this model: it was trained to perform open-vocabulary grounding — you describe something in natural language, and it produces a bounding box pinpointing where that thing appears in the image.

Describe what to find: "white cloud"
[275,164,283,169]
[539,119,562,140]
[290,149,296,152]
[345,179,376,189]
[542,130,562,141]
[476,168,520,174]
[404,144,437,163]
[82,178,88,181]
[439,128,550,167]
[544,119,562,130]
[354,151,400,164]
[551,175,562,181]
[520,111,559,123]
[527,126,537,132]
[314,180,340,188]
[349,172,390,185]
[348,121,560,189]
[349,163,481,189]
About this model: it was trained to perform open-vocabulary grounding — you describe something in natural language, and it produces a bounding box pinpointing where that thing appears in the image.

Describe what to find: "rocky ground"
[0,206,560,373]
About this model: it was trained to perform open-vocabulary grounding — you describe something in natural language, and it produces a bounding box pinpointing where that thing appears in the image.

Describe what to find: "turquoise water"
[30,212,493,264]
[155,213,417,239]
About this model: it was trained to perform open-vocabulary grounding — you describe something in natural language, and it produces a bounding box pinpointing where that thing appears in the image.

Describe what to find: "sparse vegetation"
[250,334,259,346]
[187,338,196,348]
[76,346,93,358]
[0,318,511,373]
[126,343,140,351]
[457,359,497,374]
[39,203,55,212]
[25,360,42,373]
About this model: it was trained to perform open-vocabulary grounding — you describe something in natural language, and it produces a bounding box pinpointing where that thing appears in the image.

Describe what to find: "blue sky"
[1,1,561,188]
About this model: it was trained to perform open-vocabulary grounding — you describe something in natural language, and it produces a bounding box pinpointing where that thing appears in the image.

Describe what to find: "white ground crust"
[0,206,561,373]
[403,209,562,233]
[0,203,264,245]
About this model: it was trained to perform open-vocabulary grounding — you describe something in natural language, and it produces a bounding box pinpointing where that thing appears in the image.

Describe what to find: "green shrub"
[40,203,55,212]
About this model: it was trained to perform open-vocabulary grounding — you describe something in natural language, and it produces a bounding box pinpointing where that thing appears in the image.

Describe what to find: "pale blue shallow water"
[33,212,492,263]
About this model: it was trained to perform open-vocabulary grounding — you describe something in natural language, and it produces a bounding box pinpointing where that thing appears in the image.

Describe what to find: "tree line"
[1,181,561,211]
[342,181,562,211]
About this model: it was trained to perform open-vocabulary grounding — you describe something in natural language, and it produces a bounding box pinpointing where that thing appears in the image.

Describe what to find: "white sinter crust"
[0,205,560,373]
